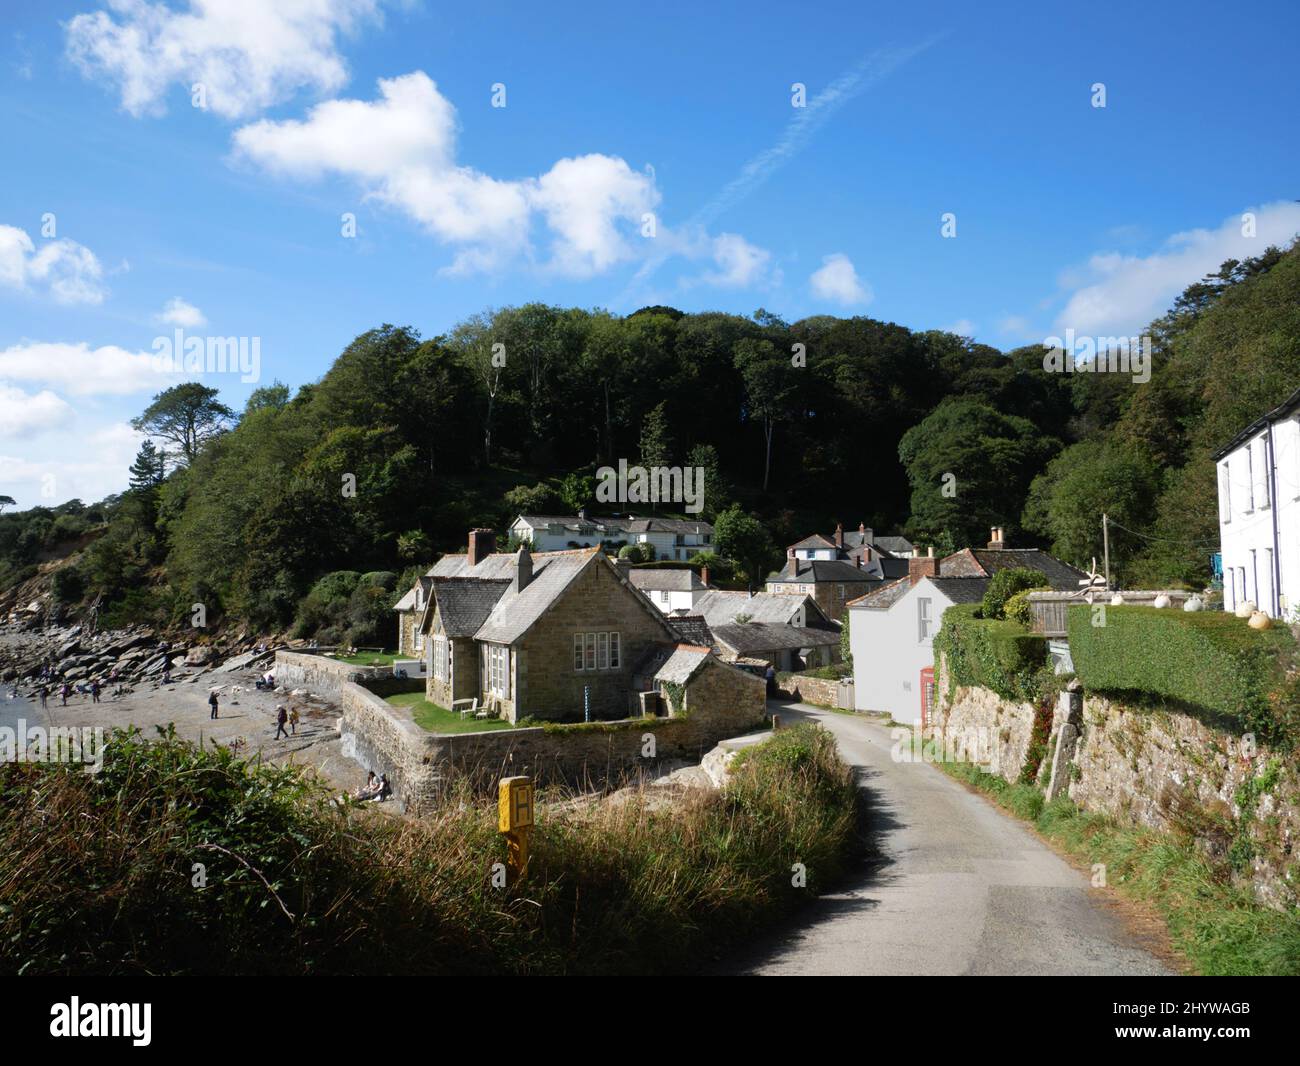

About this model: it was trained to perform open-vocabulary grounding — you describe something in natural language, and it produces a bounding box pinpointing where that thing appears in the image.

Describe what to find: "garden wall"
[275,651,766,815]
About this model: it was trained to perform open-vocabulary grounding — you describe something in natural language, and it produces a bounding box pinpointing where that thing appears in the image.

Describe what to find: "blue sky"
[2,0,1299,509]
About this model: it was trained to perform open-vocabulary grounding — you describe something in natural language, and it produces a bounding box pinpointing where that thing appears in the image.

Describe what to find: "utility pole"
[1102,512,1111,589]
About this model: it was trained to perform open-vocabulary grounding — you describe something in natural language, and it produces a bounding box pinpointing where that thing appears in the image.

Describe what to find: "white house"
[1214,388,1300,618]
[848,571,986,725]
[847,536,1086,725]
[510,511,713,561]
[626,568,707,614]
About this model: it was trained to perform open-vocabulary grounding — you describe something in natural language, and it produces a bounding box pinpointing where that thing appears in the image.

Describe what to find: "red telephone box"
[919,666,935,731]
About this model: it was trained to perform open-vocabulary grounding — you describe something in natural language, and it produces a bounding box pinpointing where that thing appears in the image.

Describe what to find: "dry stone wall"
[927,657,1300,909]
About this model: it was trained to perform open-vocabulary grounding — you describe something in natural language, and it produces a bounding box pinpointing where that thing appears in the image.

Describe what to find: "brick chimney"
[909,545,938,586]
[467,527,496,568]
[987,526,1006,549]
[511,546,533,593]
[834,522,844,548]
[700,566,710,587]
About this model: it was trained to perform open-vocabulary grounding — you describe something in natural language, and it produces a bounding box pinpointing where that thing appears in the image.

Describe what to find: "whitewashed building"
[510,511,713,561]
[625,568,707,614]
[1214,388,1300,618]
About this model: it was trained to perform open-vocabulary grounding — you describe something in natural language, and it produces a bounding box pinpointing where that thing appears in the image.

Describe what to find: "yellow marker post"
[498,775,534,882]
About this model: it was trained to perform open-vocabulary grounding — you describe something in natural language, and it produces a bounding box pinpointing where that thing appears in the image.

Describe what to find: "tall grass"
[0,724,856,975]
[942,761,1300,976]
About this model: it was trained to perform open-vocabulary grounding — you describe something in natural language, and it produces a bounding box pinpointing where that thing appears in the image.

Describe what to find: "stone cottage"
[418,529,754,723]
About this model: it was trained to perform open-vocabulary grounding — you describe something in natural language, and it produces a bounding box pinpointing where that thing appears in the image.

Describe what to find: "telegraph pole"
[1102,512,1111,589]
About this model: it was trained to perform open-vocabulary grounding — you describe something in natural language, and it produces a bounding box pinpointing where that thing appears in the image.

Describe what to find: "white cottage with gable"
[1214,387,1300,618]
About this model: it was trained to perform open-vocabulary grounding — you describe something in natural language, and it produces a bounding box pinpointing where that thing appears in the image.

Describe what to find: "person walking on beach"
[39,685,49,710]
[289,706,300,735]
[60,682,70,706]
[91,679,101,704]
[275,705,289,740]
[208,690,219,719]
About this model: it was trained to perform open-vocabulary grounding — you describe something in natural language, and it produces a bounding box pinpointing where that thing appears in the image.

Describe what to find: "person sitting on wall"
[352,771,379,800]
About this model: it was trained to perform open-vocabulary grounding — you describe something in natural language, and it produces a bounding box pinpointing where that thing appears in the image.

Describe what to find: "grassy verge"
[386,691,514,733]
[939,759,1300,975]
[332,649,400,667]
[0,723,857,975]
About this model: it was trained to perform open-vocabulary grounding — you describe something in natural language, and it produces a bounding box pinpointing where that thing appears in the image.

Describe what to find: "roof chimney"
[988,526,1005,549]
[700,565,710,587]
[578,506,587,521]
[467,528,496,568]
[834,522,844,548]
[511,546,533,593]
[909,548,939,587]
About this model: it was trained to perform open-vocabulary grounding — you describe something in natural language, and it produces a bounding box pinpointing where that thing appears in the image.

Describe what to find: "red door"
[919,667,935,731]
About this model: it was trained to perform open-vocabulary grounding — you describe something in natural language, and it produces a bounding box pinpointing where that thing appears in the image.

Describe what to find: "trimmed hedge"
[1066,604,1297,741]
[934,603,1048,702]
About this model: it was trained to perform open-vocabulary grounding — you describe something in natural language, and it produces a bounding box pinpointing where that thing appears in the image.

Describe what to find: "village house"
[625,566,709,614]
[765,556,882,619]
[509,510,714,561]
[1214,387,1300,618]
[847,530,1086,725]
[787,522,915,571]
[393,575,433,659]
[690,589,841,671]
[417,529,756,723]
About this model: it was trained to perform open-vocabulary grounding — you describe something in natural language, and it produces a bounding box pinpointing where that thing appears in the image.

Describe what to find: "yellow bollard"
[498,775,534,882]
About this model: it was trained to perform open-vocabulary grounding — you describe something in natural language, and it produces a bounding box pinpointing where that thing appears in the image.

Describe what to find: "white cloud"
[677,232,779,289]
[0,385,74,438]
[809,253,871,306]
[156,296,207,328]
[1054,202,1300,337]
[0,224,108,304]
[233,71,660,277]
[0,341,174,396]
[0,422,144,509]
[66,0,381,120]
[997,314,1032,338]
[944,319,976,337]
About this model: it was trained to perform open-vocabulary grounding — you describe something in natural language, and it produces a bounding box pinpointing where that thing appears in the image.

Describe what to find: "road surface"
[722,701,1174,976]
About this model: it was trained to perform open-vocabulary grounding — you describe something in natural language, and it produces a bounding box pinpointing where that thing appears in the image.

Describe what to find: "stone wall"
[927,658,1300,909]
[927,682,1040,784]
[275,650,767,814]
[777,672,847,709]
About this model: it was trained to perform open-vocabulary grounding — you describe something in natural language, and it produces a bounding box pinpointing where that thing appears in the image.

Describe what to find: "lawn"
[332,649,401,667]
[386,691,514,733]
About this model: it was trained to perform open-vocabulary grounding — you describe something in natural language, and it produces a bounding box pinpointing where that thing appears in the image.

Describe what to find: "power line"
[1104,515,1220,551]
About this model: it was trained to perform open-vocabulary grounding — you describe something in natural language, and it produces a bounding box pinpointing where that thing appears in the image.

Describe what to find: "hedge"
[1066,604,1297,741]
[933,603,1048,702]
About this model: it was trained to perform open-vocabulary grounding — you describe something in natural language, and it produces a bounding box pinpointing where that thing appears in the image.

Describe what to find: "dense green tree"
[713,505,778,591]
[130,382,234,466]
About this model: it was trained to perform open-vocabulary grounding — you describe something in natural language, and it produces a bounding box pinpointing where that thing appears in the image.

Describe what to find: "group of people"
[274,704,300,739]
[35,678,104,708]
[351,771,391,802]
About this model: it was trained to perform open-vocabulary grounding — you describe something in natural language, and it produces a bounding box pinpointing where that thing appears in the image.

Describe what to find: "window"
[1220,461,1232,523]
[575,632,621,671]
[658,590,670,604]
[415,629,425,654]
[917,597,933,641]
[1257,437,1271,508]
[485,644,508,696]
[1250,550,1258,606]
[432,635,448,680]
[1246,445,1255,511]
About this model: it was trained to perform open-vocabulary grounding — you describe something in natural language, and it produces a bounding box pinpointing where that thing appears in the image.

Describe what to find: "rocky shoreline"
[0,622,280,700]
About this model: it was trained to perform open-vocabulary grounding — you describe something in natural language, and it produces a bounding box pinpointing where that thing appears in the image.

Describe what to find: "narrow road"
[723,701,1173,976]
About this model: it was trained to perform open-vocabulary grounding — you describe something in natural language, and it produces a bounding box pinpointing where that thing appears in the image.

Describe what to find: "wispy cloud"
[618,37,941,301]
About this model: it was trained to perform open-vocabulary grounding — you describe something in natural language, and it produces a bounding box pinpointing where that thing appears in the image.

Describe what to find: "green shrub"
[934,603,1047,701]
[980,567,1049,620]
[1003,589,1035,627]
[1067,604,1298,743]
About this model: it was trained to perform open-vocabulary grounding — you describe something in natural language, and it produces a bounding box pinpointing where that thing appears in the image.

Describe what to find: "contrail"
[616,36,943,304]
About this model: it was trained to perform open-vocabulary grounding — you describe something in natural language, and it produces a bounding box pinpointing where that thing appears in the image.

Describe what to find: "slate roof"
[872,536,915,556]
[927,577,992,605]
[654,645,713,685]
[514,514,713,536]
[431,577,511,637]
[846,578,911,610]
[668,613,714,647]
[627,568,703,592]
[426,548,667,646]
[765,558,878,584]
[694,590,831,627]
[878,557,910,579]
[939,548,1085,590]
[712,622,843,654]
